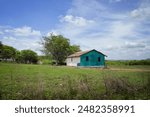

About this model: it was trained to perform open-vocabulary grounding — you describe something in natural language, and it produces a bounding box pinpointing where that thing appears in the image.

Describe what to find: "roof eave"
[67,56,80,58]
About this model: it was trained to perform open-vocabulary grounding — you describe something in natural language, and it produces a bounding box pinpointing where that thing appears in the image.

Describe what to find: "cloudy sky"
[0,0,150,60]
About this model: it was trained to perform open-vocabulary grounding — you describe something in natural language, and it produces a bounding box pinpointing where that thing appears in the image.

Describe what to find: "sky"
[0,0,150,60]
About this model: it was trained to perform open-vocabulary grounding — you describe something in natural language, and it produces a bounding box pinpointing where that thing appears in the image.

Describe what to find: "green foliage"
[38,56,54,65]
[0,42,38,64]
[20,50,38,64]
[38,55,55,65]
[0,41,2,48]
[15,51,22,63]
[0,44,16,61]
[41,34,80,65]
[69,45,80,55]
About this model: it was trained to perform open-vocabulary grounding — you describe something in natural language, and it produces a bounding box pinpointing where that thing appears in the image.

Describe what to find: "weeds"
[102,76,150,99]
[0,63,150,99]
[0,84,2,99]
[16,79,46,100]
[143,76,150,99]
[103,77,137,99]
[50,76,78,99]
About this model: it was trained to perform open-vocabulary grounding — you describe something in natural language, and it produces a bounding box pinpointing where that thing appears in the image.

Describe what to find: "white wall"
[66,57,80,66]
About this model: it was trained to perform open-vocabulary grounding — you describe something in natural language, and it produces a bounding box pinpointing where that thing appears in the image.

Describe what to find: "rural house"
[66,49,107,67]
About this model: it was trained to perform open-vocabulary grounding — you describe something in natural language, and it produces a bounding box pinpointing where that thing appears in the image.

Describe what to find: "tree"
[0,41,2,50]
[41,34,80,65]
[69,45,80,55]
[1,45,16,61]
[15,51,22,63]
[0,42,38,64]
[0,41,3,59]
[21,50,38,64]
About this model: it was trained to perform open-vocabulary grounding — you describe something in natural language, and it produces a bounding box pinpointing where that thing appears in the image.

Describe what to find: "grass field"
[0,62,150,100]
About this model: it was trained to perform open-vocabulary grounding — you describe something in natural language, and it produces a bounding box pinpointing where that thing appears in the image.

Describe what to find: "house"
[66,49,107,67]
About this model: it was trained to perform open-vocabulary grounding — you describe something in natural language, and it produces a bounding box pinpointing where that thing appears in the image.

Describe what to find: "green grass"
[0,63,150,100]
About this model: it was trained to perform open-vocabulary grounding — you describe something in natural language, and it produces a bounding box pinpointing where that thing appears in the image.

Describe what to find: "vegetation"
[106,60,150,66]
[41,34,80,65]
[0,62,150,100]
[38,55,55,65]
[0,42,38,64]
[0,41,150,100]
[0,44,16,61]
[20,50,38,64]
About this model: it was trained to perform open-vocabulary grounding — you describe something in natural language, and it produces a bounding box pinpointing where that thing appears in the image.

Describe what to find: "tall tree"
[41,34,80,65]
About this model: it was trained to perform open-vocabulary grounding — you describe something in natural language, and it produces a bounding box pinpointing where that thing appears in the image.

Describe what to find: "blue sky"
[0,0,150,60]
[0,0,71,30]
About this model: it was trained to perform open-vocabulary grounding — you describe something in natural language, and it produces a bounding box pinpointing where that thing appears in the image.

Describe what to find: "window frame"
[98,57,101,62]
[86,56,89,61]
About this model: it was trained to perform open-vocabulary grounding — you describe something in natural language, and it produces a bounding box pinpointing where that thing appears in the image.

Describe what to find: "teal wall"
[80,50,105,66]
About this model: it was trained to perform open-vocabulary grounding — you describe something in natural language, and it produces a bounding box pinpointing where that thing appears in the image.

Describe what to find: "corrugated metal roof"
[67,49,107,58]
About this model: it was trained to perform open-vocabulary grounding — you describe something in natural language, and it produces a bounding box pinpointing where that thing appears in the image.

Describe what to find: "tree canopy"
[41,34,80,65]
[1,44,16,61]
[0,42,38,64]
[21,50,38,64]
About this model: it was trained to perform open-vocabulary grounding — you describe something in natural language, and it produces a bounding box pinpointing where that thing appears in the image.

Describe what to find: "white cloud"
[131,9,141,18]
[122,42,146,49]
[130,0,150,21]
[0,26,42,54]
[131,7,150,20]
[0,31,3,35]
[4,26,41,37]
[46,30,60,36]
[109,0,122,3]
[67,0,106,18]
[60,15,94,27]
[109,21,136,39]
[1,0,150,59]
[3,36,17,42]
[51,0,150,60]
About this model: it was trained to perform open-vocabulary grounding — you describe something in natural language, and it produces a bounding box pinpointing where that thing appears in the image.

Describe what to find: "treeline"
[0,41,38,64]
[0,33,81,65]
[106,60,150,66]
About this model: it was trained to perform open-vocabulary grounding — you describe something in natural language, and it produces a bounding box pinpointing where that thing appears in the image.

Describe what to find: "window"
[98,57,101,62]
[86,56,89,61]
[71,58,73,62]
